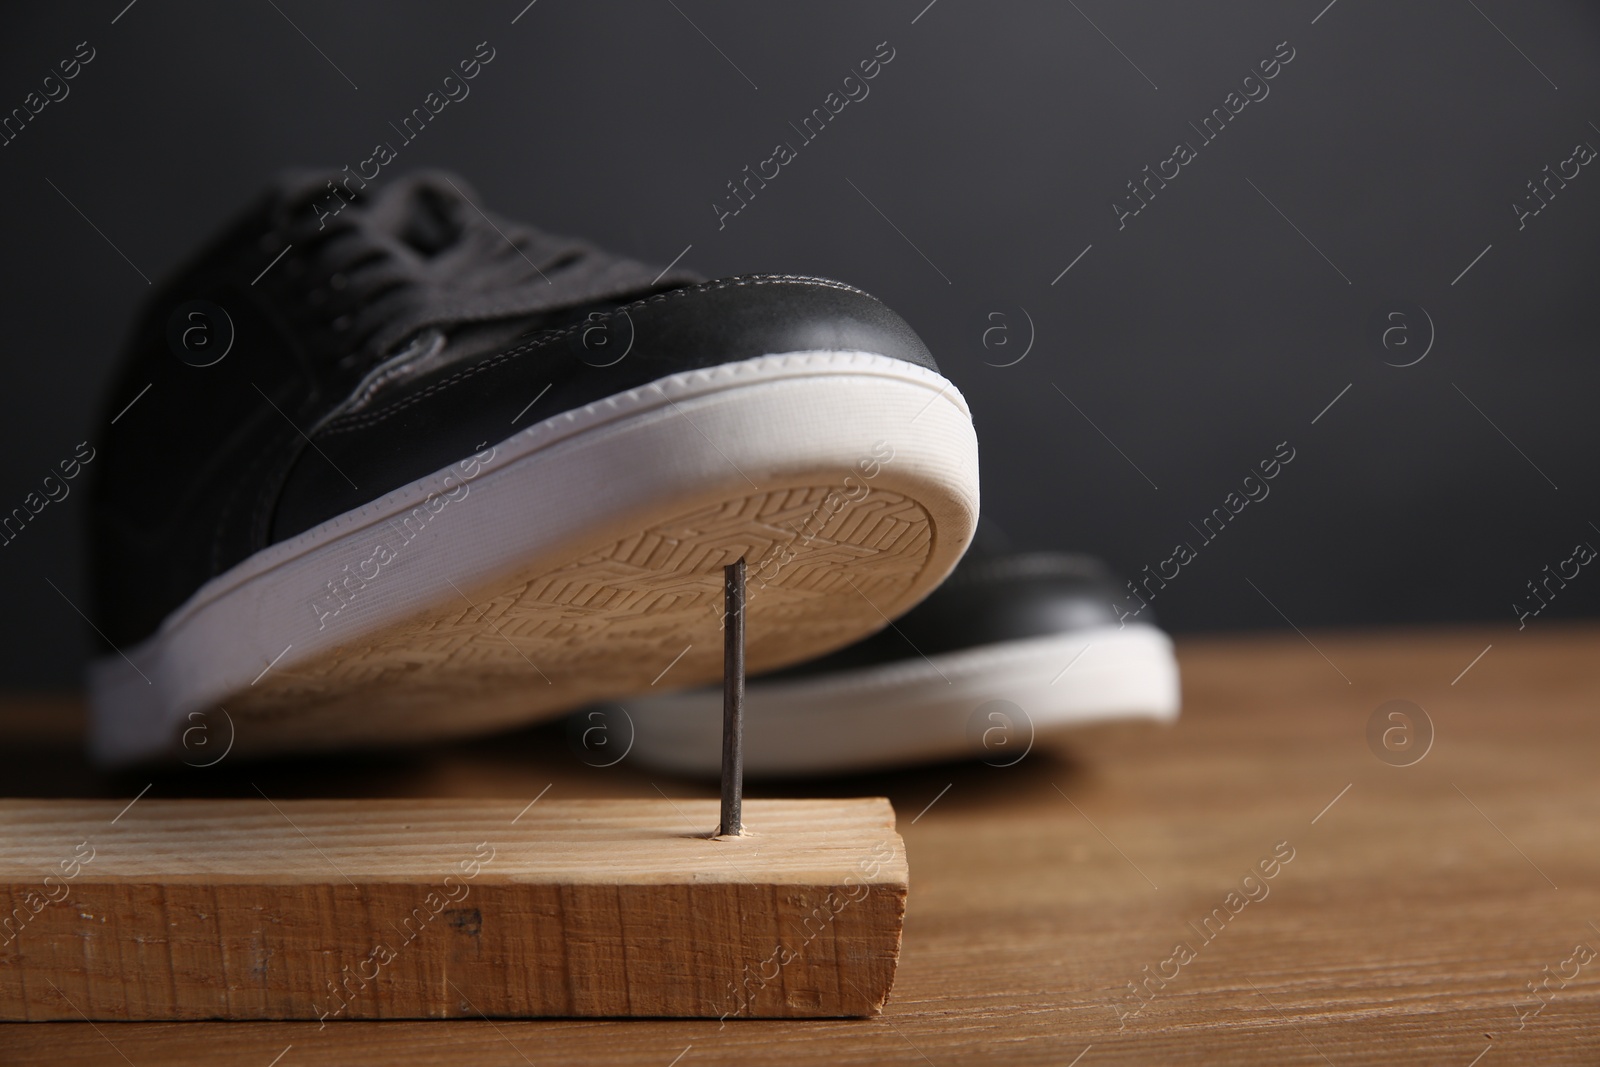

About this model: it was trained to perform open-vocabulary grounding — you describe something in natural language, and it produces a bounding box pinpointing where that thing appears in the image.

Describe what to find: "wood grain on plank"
[0,798,906,1021]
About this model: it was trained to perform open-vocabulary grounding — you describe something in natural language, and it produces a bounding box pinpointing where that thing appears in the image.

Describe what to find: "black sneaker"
[88,170,979,764]
[625,546,1178,776]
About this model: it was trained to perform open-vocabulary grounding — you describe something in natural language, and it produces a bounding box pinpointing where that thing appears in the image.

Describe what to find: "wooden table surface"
[2,624,1596,1065]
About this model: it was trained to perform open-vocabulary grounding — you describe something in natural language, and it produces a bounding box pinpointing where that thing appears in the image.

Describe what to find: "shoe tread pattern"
[224,485,932,754]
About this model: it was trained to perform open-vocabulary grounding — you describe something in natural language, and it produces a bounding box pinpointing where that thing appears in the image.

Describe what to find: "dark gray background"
[2,0,1597,687]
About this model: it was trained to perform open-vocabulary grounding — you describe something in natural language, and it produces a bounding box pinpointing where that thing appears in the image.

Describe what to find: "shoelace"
[264,170,688,364]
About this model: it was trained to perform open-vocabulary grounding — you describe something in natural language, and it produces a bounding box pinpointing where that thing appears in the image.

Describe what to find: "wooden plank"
[0,797,906,1021]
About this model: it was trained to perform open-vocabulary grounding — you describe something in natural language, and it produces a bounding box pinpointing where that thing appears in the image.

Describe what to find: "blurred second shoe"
[625,548,1180,776]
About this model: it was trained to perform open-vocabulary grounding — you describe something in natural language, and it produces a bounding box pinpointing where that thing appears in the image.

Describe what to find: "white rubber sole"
[624,624,1180,776]
[88,351,979,764]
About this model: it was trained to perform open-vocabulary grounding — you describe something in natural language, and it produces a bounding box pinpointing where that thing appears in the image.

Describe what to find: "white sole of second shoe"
[624,624,1180,776]
[88,351,979,764]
